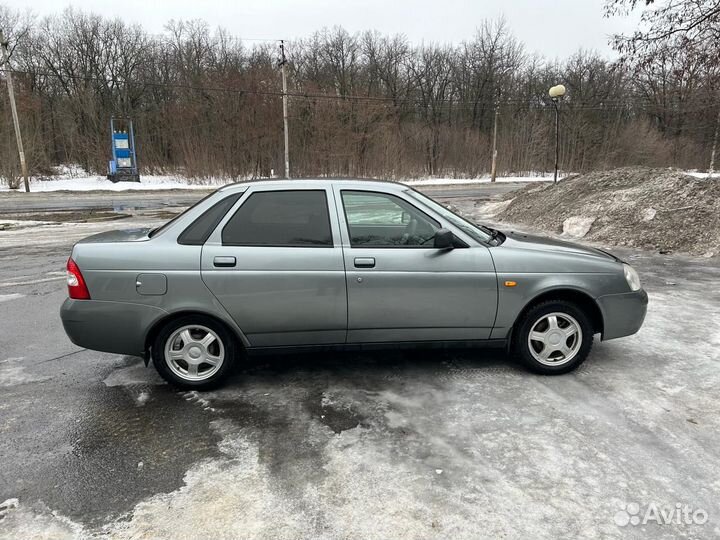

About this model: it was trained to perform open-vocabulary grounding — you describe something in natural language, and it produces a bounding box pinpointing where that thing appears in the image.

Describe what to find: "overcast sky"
[9,0,640,59]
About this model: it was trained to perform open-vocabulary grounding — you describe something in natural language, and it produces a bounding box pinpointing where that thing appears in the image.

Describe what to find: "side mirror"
[434,228,455,250]
[401,211,411,225]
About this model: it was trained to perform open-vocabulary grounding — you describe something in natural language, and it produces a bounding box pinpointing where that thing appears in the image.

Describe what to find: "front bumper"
[60,298,168,356]
[596,288,648,341]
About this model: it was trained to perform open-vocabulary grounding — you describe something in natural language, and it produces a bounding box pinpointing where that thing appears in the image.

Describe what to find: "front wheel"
[514,300,593,374]
[152,315,237,390]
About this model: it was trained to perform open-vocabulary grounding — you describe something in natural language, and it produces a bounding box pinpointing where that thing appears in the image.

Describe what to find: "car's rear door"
[334,186,497,343]
[201,185,347,347]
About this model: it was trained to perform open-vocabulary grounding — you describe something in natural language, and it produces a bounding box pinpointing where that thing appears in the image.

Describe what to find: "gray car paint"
[60,179,648,358]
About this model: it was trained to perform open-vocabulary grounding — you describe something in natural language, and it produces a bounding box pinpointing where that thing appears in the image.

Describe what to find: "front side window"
[341,190,440,247]
[404,189,493,244]
[222,190,333,247]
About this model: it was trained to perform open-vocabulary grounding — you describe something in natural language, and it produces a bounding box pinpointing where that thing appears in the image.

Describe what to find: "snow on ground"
[402,174,558,186]
[0,175,233,192]
[683,171,719,179]
[1,180,719,538]
[3,165,717,193]
[0,166,560,193]
[2,272,719,539]
[561,216,597,239]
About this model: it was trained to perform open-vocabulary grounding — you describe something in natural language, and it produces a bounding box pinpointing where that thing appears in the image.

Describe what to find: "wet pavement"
[1,190,719,539]
[0,182,524,215]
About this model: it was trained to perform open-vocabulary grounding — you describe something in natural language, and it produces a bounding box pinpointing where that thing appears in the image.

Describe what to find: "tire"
[513,300,593,375]
[152,315,237,390]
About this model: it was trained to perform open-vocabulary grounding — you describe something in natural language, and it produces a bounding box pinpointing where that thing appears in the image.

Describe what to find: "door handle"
[354,257,375,268]
[213,256,236,268]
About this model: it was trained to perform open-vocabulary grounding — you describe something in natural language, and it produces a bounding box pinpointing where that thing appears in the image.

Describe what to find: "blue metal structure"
[107,117,140,182]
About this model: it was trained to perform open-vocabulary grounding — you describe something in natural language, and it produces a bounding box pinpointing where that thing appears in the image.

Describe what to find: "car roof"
[218,178,410,194]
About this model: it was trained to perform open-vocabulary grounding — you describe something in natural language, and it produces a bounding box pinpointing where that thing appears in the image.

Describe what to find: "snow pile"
[561,216,596,239]
[499,167,720,256]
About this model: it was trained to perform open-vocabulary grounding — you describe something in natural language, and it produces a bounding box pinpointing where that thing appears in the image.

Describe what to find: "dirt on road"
[498,167,720,257]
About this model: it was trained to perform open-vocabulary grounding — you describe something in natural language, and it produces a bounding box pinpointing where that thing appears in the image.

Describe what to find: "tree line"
[0,3,718,186]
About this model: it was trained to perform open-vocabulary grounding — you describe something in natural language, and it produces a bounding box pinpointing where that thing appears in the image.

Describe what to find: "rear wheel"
[152,315,236,390]
[514,300,593,374]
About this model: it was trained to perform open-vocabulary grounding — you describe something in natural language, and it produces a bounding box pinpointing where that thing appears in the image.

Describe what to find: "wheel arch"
[507,287,604,349]
[143,309,249,360]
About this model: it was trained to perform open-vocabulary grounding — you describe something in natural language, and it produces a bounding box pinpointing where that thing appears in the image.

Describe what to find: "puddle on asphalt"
[304,391,367,434]
[2,210,132,223]
[2,207,181,224]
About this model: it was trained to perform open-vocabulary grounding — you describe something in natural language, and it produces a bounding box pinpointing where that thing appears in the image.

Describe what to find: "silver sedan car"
[60,179,648,389]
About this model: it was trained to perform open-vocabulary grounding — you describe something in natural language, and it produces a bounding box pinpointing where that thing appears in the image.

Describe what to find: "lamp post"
[548,84,566,184]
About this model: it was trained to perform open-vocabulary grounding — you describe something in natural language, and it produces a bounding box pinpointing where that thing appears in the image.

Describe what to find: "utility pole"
[279,40,290,179]
[552,99,560,183]
[709,108,720,177]
[548,85,566,184]
[0,29,29,192]
[490,100,499,182]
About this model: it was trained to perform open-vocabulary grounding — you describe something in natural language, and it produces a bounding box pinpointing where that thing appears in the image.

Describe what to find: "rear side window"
[178,193,243,245]
[222,190,333,247]
[149,191,216,238]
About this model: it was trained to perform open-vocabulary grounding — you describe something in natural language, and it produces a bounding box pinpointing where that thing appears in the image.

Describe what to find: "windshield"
[404,189,494,245]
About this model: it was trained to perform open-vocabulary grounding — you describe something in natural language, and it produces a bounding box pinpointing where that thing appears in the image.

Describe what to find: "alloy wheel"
[527,312,582,366]
[164,324,225,381]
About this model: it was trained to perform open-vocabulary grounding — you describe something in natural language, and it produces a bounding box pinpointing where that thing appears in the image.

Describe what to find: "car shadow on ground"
[228,345,521,383]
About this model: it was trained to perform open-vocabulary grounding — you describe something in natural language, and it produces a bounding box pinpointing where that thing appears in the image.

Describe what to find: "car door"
[201,186,347,347]
[334,186,497,343]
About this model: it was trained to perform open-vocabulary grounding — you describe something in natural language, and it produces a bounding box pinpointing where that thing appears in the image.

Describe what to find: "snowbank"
[498,167,720,257]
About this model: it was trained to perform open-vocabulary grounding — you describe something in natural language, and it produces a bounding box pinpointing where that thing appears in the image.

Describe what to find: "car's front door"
[334,187,498,343]
[201,186,347,347]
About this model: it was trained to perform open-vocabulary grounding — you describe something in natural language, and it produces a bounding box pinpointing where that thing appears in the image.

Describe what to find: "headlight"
[623,264,641,291]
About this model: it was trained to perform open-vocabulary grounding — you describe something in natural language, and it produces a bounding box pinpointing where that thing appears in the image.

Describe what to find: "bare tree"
[0,5,718,185]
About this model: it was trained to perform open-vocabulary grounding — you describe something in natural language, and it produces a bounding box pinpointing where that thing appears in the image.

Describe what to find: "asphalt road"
[0,182,525,215]
[1,192,719,539]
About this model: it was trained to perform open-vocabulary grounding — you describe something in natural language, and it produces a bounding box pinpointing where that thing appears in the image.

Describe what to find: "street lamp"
[549,84,566,184]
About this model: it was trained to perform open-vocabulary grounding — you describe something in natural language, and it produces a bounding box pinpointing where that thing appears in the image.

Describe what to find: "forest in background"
[0,2,719,184]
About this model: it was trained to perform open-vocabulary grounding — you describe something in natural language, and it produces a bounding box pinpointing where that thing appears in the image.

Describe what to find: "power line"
[147,32,290,43]
[2,67,717,114]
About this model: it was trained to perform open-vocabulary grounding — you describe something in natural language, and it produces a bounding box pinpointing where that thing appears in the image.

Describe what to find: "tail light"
[66,258,91,300]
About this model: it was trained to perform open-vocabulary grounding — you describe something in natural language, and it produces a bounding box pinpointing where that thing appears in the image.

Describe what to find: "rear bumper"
[60,298,167,356]
[597,288,648,341]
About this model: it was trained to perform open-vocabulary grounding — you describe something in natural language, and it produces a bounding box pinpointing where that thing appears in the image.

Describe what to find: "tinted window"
[222,190,333,247]
[148,191,216,238]
[178,193,243,245]
[341,190,440,247]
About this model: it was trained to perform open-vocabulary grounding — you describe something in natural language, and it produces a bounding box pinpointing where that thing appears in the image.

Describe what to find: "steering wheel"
[418,233,436,246]
[401,218,418,245]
